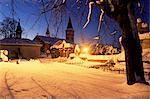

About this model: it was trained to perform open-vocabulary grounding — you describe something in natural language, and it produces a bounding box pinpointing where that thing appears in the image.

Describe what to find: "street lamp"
[83,47,89,54]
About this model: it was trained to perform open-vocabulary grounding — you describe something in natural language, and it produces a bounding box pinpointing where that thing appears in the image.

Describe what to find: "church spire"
[46,26,50,37]
[66,17,74,43]
[67,17,73,29]
[15,19,22,39]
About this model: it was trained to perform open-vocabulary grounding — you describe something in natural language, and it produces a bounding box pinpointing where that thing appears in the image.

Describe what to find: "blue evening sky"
[0,0,149,48]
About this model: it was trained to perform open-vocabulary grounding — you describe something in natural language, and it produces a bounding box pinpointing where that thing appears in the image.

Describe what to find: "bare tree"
[39,0,67,37]
[82,0,149,85]
[0,17,18,39]
[35,0,149,85]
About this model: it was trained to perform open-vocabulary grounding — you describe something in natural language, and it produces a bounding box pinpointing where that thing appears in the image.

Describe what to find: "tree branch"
[41,0,66,14]
[98,9,104,32]
[83,2,94,29]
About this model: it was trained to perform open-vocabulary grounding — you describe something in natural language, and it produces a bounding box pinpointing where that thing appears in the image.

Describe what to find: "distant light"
[142,23,148,28]
[137,18,142,23]
[93,36,100,40]
[83,47,89,54]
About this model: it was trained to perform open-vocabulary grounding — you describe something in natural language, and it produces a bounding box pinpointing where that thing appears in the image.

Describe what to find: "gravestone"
[0,50,8,62]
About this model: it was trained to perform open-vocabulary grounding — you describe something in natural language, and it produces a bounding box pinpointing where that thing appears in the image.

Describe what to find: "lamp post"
[83,47,89,61]
[111,31,117,47]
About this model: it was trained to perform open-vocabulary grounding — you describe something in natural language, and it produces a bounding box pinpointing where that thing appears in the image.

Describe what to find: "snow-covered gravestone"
[74,45,80,56]
[0,50,8,62]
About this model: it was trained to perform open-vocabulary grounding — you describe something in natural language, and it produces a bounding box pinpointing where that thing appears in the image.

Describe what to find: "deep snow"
[0,59,149,99]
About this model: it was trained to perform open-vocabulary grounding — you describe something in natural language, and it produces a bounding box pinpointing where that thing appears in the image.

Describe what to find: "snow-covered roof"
[119,32,150,41]
[139,32,150,40]
[51,40,72,49]
[34,35,64,45]
[0,38,41,46]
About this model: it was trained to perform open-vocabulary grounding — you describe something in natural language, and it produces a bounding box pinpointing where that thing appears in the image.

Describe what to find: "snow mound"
[113,62,126,71]
[66,57,84,64]
[66,57,105,68]
[142,49,150,62]
[115,82,150,98]
[20,59,40,64]
[119,82,150,92]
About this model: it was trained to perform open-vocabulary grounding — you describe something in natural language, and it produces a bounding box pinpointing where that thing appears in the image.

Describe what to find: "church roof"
[34,35,64,45]
[67,17,73,29]
[0,38,41,46]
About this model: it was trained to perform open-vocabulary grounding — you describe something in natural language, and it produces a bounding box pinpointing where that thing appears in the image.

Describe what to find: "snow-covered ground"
[0,59,149,99]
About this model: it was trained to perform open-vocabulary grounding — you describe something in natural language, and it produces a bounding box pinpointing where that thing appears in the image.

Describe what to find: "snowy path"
[0,61,149,99]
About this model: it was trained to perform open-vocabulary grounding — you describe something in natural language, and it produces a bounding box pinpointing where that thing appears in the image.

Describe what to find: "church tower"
[46,26,50,37]
[15,21,22,39]
[66,17,74,43]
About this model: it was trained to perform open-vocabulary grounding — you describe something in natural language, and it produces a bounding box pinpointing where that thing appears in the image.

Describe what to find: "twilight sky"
[0,0,149,48]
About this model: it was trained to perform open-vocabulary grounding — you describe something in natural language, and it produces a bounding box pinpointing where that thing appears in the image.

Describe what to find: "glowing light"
[83,47,89,54]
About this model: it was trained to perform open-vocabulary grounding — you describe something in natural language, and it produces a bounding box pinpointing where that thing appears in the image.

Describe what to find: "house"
[0,38,42,59]
[0,21,42,59]
[33,35,64,53]
[139,32,150,49]
[117,32,150,62]
[51,40,75,57]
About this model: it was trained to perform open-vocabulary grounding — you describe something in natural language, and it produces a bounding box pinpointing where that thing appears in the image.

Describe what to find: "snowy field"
[0,59,150,99]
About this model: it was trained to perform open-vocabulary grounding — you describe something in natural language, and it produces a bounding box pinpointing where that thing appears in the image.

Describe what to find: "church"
[33,17,75,58]
[0,21,42,59]
[0,17,75,59]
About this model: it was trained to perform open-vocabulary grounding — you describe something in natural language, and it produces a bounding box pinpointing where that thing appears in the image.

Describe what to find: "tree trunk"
[121,34,145,85]
[116,5,147,85]
[93,0,148,85]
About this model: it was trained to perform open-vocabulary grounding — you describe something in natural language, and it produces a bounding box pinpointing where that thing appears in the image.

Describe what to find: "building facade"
[33,35,64,52]
[0,38,42,59]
